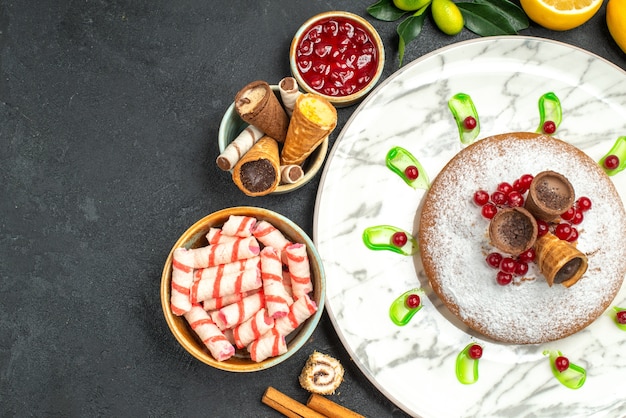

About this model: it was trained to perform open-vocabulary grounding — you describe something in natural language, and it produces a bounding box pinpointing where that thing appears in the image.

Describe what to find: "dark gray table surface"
[2,1,625,417]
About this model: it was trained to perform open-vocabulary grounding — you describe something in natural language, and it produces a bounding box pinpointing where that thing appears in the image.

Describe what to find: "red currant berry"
[577,196,592,212]
[555,223,572,240]
[519,174,534,190]
[543,121,556,134]
[481,203,498,219]
[555,356,569,372]
[473,190,490,206]
[491,191,507,206]
[468,344,483,359]
[404,165,419,180]
[500,257,517,273]
[518,248,536,263]
[405,293,421,309]
[566,227,579,242]
[391,231,408,247]
[616,310,626,324]
[486,252,503,268]
[604,154,620,170]
[512,178,526,194]
[561,207,576,221]
[507,191,524,207]
[496,271,513,285]
[497,182,513,195]
[537,219,550,237]
[571,210,584,225]
[515,261,529,276]
[464,116,477,130]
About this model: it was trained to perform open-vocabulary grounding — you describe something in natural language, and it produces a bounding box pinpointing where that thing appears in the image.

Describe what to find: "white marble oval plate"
[313,37,626,417]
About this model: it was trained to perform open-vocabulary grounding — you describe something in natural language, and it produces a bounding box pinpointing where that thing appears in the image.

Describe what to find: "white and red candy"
[170,214,317,362]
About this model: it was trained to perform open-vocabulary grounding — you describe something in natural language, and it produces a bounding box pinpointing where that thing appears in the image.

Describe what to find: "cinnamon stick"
[262,387,326,418]
[307,394,365,418]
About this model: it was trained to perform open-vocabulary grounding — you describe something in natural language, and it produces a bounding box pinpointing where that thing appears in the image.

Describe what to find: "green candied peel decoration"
[455,343,482,385]
[386,146,430,189]
[448,93,480,145]
[599,136,626,176]
[389,288,424,326]
[543,350,586,389]
[362,225,419,255]
[536,92,562,134]
[612,306,626,330]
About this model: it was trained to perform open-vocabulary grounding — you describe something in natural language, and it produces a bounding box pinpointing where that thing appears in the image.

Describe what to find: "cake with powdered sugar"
[418,132,626,344]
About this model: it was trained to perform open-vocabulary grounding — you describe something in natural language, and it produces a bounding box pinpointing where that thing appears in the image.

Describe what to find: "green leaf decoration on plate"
[455,343,483,385]
[613,306,626,330]
[389,288,424,326]
[543,350,586,389]
[386,146,430,189]
[599,136,626,176]
[448,93,480,145]
[362,225,419,255]
[536,92,562,134]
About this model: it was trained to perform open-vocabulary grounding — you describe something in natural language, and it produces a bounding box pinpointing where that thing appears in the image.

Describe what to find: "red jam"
[295,17,379,97]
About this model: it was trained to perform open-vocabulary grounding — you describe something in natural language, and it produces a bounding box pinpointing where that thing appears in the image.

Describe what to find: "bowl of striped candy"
[160,206,325,372]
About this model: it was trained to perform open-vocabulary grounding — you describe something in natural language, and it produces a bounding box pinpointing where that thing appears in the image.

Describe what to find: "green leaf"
[457,2,518,36]
[474,0,529,31]
[367,0,408,22]
[397,6,428,66]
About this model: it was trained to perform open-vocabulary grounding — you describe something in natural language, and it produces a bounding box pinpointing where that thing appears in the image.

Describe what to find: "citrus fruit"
[607,0,626,53]
[393,0,432,11]
[520,0,603,31]
[431,0,464,35]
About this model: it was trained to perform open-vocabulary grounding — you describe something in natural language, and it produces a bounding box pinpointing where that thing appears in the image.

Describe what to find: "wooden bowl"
[160,206,325,372]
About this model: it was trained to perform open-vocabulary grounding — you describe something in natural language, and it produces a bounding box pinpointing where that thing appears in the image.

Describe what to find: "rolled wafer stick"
[232,136,281,197]
[217,290,266,329]
[262,386,326,418]
[274,293,317,336]
[187,236,260,268]
[281,94,336,167]
[191,267,262,303]
[285,243,313,298]
[170,248,195,316]
[216,125,264,171]
[205,227,238,245]
[248,328,287,362]
[235,80,289,143]
[279,77,302,116]
[194,256,260,284]
[280,165,305,184]
[201,289,259,311]
[184,305,235,361]
[253,220,293,263]
[261,247,293,319]
[299,351,344,395]
[232,308,274,349]
[282,270,294,298]
[222,215,257,237]
[307,394,365,418]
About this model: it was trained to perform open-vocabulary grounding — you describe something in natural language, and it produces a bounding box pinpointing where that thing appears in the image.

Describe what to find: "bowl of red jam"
[289,11,385,108]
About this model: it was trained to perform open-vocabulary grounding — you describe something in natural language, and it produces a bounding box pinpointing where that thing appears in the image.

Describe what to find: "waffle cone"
[534,233,588,287]
[235,81,289,143]
[280,94,337,167]
[232,136,280,196]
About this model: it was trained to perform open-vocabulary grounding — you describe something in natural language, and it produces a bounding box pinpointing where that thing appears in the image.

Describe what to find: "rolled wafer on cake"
[280,94,337,167]
[534,232,588,287]
[235,80,289,143]
[232,136,281,196]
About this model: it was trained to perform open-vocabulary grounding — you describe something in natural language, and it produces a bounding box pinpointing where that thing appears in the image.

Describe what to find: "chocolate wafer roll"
[235,81,289,143]
[232,135,281,196]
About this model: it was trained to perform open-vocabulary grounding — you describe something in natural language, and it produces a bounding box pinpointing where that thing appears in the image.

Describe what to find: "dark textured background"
[1,1,625,416]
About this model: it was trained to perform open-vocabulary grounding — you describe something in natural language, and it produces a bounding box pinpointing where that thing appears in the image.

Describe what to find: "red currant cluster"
[540,196,592,243]
[473,174,534,219]
[486,248,536,286]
